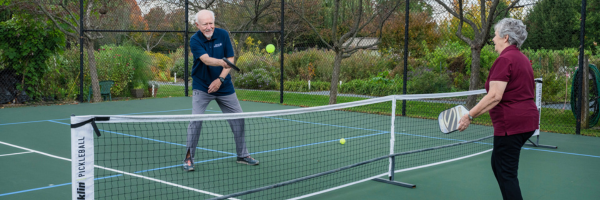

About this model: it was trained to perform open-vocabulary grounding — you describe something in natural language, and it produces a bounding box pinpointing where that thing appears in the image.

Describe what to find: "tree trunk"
[466,47,482,109]
[329,51,343,105]
[86,39,101,102]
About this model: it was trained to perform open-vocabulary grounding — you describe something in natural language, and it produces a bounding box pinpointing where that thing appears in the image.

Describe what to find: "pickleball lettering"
[78,137,86,177]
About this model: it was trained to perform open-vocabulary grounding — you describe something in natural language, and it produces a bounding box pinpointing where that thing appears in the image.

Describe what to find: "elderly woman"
[458,18,538,200]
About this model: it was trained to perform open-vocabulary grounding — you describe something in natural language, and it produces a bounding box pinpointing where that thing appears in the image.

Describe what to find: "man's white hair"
[195,10,215,23]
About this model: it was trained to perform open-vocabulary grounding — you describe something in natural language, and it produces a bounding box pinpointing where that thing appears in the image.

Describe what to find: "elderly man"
[183,10,259,171]
[458,18,537,200]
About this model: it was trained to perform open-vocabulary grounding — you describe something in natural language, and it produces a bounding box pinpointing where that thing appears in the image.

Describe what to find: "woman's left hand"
[458,114,471,131]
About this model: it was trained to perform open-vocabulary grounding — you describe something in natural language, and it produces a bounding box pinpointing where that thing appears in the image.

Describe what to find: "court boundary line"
[288,149,493,200]
[49,120,236,156]
[0,151,32,157]
[0,140,238,199]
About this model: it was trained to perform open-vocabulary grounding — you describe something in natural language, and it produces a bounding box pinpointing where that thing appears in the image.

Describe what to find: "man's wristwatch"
[218,77,225,83]
[468,113,474,121]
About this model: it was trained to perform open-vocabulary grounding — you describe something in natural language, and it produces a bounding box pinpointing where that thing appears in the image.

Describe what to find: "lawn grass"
[154,86,599,137]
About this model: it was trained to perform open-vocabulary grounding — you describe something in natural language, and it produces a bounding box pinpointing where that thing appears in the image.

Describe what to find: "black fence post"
[280,0,285,104]
[401,0,409,116]
[577,0,587,135]
[79,0,84,102]
[184,0,189,97]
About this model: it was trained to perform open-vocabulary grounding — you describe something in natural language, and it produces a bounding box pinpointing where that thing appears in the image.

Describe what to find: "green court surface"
[1,97,599,199]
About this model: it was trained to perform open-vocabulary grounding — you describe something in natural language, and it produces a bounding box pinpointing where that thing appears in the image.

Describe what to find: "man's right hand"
[199,54,232,69]
[219,59,231,69]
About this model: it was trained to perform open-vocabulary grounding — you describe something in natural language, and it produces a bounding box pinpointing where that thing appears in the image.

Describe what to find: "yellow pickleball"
[266,44,275,53]
[340,138,346,145]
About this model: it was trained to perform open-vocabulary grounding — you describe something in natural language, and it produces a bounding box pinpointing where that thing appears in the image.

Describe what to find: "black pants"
[491,131,534,200]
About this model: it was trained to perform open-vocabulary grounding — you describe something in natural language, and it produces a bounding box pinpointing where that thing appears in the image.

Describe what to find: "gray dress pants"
[185,90,249,162]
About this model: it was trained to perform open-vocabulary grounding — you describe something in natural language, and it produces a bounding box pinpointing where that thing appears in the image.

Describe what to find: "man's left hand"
[208,79,222,93]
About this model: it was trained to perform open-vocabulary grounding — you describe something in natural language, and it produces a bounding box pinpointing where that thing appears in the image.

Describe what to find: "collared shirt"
[190,28,235,96]
[486,45,539,136]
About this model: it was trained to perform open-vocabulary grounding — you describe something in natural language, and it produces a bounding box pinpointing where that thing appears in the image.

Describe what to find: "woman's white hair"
[494,18,528,48]
[195,10,215,22]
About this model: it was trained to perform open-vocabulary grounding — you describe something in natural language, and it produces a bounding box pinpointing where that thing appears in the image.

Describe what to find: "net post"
[524,78,557,149]
[389,98,396,179]
[371,97,415,188]
[71,115,95,199]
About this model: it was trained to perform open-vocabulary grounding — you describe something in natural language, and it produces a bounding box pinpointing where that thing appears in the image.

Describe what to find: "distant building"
[342,37,379,50]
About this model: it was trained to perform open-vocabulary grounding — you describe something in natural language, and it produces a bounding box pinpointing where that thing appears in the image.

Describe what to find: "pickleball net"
[70,89,501,200]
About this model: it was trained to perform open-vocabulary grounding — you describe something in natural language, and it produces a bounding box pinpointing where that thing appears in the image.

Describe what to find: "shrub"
[171,55,193,79]
[94,44,150,95]
[236,51,279,78]
[407,67,452,94]
[535,71,574,103]
[340,79,403,96]
[234,68,277,90]
[42,48,81,101]
[340,50,399,81]
[147,52,172,82]
[284,48,331,81]
[284,80,330,92]
[148,52,173,71]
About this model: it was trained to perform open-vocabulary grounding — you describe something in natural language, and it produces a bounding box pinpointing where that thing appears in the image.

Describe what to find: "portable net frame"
[70,87,543,199]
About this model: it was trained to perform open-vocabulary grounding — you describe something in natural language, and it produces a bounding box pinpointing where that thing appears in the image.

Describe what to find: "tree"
[0,14,65,102]
[523,0,580,50]
[379,10,442,57]
[524,0,600,53]
[19,0,129,102]
[432,0,523,108]
[290,0,402,104]
[127,6,171,52]
[95,0,144,47]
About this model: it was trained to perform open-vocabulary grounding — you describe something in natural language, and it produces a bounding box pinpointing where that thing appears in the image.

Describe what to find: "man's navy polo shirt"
[190,28,235,96]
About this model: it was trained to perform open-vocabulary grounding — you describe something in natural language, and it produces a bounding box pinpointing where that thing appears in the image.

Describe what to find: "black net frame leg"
[371,156,415,188]
[525,78,558,149]
[523,135,558,149]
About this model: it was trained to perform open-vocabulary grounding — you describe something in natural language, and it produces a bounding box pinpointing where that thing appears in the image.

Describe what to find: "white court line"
[0,140,239,200]
[289,149,493,200]
[0,151,33,157]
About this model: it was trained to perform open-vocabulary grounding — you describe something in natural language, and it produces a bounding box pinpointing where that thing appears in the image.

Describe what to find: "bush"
[340,79,403,96]
[147,52,172,82]
[340,50,399,81]
[234,68,277,90]
[171,55,193,79]
[284,80,330,92]
[236,51,279,77]
[522,48,579,73]
[284,48,332,81]
[42,48,80,101]
[534,71,574,103]
[96,44,150,94]
[407,67,452,94]
[148,52,173,71]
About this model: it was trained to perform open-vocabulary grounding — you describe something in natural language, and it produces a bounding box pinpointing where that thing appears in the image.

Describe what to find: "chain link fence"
[1,0,597,136]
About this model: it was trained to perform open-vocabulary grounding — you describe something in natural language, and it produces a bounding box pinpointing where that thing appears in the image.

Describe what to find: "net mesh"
[394,93,493,172]
[74,90,493,199]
